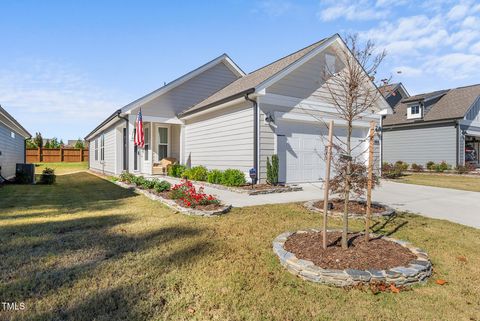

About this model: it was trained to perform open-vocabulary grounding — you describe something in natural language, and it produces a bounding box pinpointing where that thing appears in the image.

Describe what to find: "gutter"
[245,93,259,184]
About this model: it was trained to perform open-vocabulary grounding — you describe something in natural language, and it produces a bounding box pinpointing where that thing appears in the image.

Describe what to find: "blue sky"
[1,0,479,140]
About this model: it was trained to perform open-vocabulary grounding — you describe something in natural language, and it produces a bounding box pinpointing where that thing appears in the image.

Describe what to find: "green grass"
[396,173,480,192]
[34,162,88,175]
[0,172,479,320]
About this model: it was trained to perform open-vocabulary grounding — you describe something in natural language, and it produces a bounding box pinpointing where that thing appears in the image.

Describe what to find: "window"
[411,105,420,114]
[144,127,150,161]
[157,127,168,160]
[100,134,105,161]
[94,139,98,161]
[10,131,15,139]
[325,53,336,76]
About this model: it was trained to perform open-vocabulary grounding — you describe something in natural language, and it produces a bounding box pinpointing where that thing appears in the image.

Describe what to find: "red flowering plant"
[170,179,220,208]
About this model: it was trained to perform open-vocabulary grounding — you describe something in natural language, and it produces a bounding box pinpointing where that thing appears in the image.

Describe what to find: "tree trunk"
[342,121,353,249]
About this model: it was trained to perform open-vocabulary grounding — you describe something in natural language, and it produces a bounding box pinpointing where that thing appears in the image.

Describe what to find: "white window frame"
[157,125,170,161]
[407,104,422,119]
[94,139,98,161]
[100,134,105,161]
[10,131,15,139]
[144,127,150,161]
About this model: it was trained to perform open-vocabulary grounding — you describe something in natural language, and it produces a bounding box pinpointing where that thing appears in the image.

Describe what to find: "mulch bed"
[284,231,416,270]
[151,190,223,211]
[238,183,289,191]
[313,199,385,215]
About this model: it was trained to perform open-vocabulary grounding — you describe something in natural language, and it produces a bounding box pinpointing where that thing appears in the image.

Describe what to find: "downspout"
[245,93,259,184]
[118,113,129,172]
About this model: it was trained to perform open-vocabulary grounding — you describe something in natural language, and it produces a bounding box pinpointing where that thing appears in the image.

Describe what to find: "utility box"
[15,163,35,184]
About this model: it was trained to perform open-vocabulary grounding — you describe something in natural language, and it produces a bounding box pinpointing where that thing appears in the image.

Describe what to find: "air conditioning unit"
[16,163,35,184]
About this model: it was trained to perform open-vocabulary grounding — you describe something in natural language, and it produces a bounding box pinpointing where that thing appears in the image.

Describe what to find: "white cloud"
[0,59,125,138]
[470,41,480,54]
[423,53,480,79]
[253,0,294,17]
[446,3,469,21]
[317,0,389,21]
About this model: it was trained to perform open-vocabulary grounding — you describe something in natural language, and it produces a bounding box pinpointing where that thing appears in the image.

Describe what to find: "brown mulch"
[284,231,416,270]
[313,199,385,214]
[153,191,223,211]
[239,183,288,191]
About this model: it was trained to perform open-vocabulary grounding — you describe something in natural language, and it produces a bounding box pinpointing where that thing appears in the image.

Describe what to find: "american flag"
[134,109,145,147]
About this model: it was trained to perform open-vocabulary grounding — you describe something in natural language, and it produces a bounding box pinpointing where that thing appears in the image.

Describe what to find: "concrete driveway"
[167,178,479,229]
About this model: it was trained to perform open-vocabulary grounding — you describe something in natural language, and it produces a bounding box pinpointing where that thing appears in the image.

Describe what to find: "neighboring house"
[0,105,31,180]
[380,83,480,167]
[85,34,391,183]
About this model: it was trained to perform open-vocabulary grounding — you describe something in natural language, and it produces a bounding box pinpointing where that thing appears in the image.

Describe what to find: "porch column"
[179,124,185,165]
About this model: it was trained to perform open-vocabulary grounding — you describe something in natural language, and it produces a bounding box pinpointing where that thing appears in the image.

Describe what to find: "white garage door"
[277,120,368,184]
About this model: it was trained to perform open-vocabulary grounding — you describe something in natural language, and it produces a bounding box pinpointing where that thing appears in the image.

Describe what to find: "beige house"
[85,34,391,183]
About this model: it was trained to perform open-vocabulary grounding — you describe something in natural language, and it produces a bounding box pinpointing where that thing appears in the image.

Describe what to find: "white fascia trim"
[274,111,375,128]
[121,54,236,114]
[224,55,246,77]
[0,112,30,138]
[459,119,480,127]
[262,93,382,119]
[85,116,122,141]
[255,35,339,92]
[399,83,411,98]
[179,97,246,120]
[142,115,184,124]
[0,118,29,139]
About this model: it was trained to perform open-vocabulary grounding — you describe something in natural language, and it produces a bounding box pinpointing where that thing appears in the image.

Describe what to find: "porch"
[129,117,183,176]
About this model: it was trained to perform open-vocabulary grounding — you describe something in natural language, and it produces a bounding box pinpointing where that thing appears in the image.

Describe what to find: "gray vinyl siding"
[170,125,181,161]
[184,101,253,173]
[465,96,480,121]
[0,123,26,179]
[140,62,239,118]
[383,125,457,166]
[89,120,121,175]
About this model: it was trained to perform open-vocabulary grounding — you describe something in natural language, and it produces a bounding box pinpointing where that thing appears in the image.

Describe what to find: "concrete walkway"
[159,177,480,228]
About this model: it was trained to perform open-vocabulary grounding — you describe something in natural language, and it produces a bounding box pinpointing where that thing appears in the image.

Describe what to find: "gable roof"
[0,105,31,138]
[378,83,399,98]
[179,36,332,116]
[383,84,480,126]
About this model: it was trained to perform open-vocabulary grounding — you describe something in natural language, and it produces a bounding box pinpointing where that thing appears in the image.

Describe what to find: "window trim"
[94,139,98,161]
[157,126,169,161]
[144,127,150,161]
[100,134,105,161]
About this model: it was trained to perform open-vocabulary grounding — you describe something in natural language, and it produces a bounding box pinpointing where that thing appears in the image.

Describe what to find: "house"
[0,105,31,180]
[85,34,391,183]
[380,83,480,167]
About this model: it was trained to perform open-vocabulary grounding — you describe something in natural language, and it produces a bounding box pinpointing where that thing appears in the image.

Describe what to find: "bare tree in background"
[324,34,386,249]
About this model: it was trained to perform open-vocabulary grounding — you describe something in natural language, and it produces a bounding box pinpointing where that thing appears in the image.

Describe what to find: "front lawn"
[396,173,480,192]
[34,162,88,175]
[0,172,479,320]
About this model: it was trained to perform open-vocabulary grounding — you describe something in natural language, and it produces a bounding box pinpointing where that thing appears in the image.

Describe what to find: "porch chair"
[152,158,177,175]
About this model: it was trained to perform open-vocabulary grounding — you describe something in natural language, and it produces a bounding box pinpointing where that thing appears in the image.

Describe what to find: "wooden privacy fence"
[26,148,89,163]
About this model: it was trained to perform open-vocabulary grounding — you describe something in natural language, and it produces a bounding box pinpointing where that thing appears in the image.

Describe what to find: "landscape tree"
[324,34,386,249]
[26,138,37,148]
[74,138,85,149]
[49,137,61,149]
[33,132,43,148]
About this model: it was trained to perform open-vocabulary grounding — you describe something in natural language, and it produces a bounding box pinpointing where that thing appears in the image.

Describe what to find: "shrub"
[167,164,186,178]
[221,169,246,186]
[153,179,171,192]
[39,167,56,184]
[434,161,451,173]
[266,154,279,185]
[169,180,219,208]
[394,160,409,171]
[119,172,135,183]
[183,166,208,181]
[426,161,435,171]
[140,179,155,190]
[207,169,224,184]
[382,162,403,179]
[132,176,146,186]
[411,163,424,172]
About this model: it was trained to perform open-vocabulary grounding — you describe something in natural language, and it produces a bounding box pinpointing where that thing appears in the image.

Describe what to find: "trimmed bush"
[455,163,476,174]
[411,163,424,172]
[266,154,279,186]
[426,161,435,171]
[221,169,246,186]
[394,160,409,171]
[153,179,171,192]
[39,167,56,184]
[167,164,186,178]
[183,166,208,181]
[207,169,224,184]
[434,161,451,172]
[132,176,146,187]
[141,179,155,190]
[382,162,403,179]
